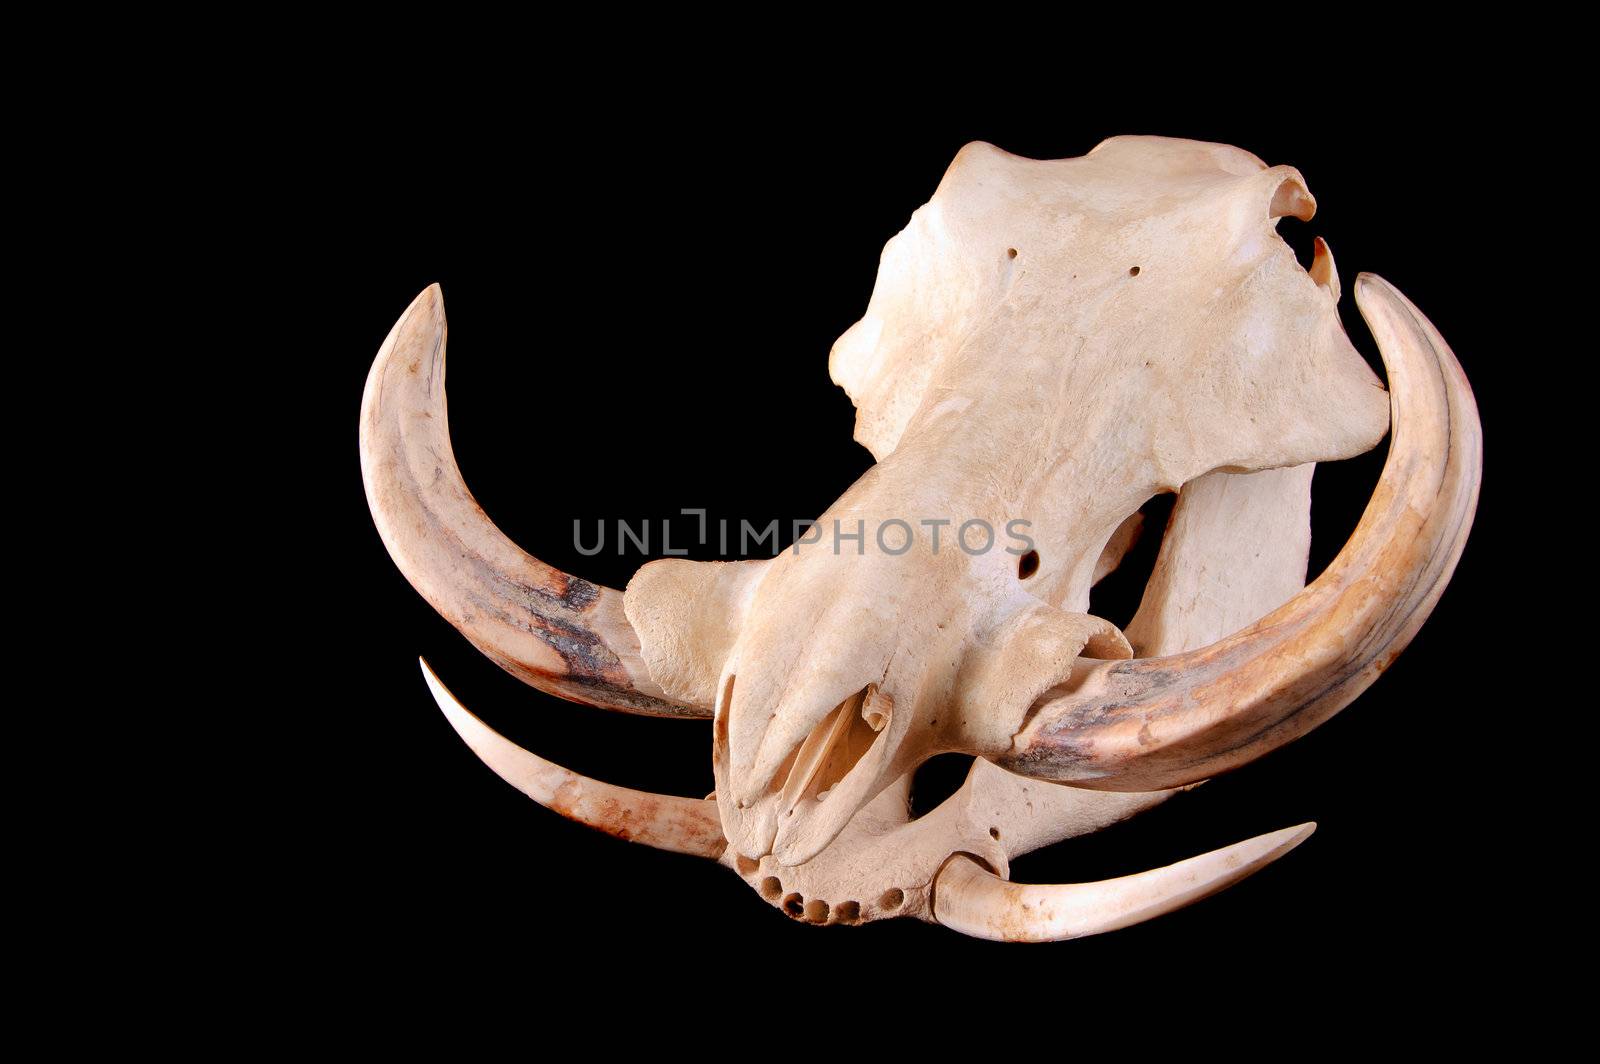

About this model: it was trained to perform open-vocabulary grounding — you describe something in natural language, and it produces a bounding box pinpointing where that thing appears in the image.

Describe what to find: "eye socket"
[1017,550,1040,580]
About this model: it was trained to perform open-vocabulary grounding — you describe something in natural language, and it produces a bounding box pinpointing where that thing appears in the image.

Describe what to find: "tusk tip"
[418,656,482,739]
[1269,820,1316,852]
[1351,271,1389,298]
[395,284,446,332]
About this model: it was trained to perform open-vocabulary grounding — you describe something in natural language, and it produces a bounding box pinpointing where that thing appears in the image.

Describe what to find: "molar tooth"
[862,684,892,731]
[1309,236,1341,302]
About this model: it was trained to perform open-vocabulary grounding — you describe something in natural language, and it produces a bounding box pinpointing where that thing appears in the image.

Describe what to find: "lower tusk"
[931,822,1314,943]
[421,658,727,859]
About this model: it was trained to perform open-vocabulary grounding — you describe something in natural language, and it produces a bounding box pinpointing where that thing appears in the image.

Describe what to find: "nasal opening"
[775,684,888,817]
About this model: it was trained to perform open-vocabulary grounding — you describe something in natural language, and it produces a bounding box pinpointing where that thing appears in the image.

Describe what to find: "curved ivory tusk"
[360,286,707,717]
[932,822,1313,942]
[1002,275,1481,790]
[421,659,727,858]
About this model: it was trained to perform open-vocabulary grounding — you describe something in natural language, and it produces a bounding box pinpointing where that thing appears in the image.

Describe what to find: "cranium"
[360,136,1480,941]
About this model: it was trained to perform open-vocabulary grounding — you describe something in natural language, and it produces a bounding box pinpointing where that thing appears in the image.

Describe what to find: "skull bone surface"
[362,136,1480,940]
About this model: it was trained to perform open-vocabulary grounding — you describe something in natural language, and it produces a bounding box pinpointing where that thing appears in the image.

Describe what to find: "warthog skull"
[361,136,1480,941]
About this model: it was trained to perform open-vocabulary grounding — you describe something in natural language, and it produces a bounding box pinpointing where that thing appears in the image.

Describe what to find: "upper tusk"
[421,658,727,859]
[931,822,1314,942]
[1002,274,1481,790]
[360,285,708,718]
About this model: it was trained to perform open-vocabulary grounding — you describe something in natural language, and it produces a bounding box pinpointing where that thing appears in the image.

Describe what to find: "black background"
[252,84,1531,1004]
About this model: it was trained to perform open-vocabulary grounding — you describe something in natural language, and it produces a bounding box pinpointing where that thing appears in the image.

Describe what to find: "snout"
[716,676,900,865]
[710,540,964,864]
[714,577,1129,866]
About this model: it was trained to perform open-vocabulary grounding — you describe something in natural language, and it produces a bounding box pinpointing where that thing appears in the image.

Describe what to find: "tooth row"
[754,873,905,926]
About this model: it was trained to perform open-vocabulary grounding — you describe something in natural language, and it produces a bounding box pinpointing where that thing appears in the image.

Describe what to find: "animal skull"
[360,136,1481,941]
